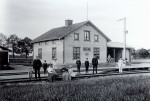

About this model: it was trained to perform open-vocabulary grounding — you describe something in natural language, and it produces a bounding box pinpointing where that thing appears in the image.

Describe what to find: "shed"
[0,46,11,69]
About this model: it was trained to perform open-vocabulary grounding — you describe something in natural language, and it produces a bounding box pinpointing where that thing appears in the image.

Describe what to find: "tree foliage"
[0,33,7,46]
[18,37,32,55]
[136,48,149,58]
[7,34,21,54]
[6,34,33,58]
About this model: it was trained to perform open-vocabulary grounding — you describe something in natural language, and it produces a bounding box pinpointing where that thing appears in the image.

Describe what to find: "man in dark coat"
[92,56,98,74]
[85,58,89,73]
[76,58,81,73]
[33,56,42,80]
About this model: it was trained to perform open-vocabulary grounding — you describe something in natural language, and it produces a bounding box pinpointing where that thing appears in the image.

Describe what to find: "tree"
[0,33,7,47]
[7,34,20,58]
[18,37,32,59]
[136,48,149,58]
[131,48,136,58]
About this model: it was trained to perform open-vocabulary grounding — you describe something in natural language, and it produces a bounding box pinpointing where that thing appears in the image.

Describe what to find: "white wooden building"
[31,20,132,66]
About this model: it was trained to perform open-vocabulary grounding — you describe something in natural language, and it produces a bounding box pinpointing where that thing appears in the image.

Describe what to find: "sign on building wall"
[83,47,91,51]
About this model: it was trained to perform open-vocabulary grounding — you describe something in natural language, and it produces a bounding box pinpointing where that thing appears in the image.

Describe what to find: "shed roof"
[107,42,133,49]
[0,46,11,52]
[31,20,111,43]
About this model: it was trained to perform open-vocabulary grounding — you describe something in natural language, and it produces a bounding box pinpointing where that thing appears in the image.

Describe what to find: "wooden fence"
[9,58,33,65]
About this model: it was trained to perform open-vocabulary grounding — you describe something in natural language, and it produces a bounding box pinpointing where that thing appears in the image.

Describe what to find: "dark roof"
[0,46,11,51]
[31,20,111,43]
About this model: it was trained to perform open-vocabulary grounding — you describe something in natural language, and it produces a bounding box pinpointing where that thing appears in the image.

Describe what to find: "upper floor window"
[74,33,79,40]
[94,35,99,42]
[84,31,90,41]
[38,48,42,59]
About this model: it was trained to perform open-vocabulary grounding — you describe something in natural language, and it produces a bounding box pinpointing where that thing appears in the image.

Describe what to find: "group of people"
[32,55,99,81]
[32,55,126,82]
[32,56,75,82]
[76,56,99,74]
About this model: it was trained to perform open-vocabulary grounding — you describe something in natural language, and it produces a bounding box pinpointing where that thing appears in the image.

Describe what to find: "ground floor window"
[38,48,42,59]
[52,47,56,59]
[73,47,80,59]
[93,48,100,59]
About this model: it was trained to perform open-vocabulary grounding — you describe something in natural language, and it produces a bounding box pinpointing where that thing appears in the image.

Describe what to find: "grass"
[1,74,150,101]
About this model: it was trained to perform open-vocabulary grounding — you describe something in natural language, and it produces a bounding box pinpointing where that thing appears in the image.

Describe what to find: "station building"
[31,20,132,66]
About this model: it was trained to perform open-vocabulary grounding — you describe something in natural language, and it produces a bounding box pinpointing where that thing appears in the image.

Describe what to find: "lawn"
[1,74,150,101]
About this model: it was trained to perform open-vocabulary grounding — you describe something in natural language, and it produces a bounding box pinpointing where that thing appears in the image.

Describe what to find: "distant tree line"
[131,48,150,59]
[0,33,33,59]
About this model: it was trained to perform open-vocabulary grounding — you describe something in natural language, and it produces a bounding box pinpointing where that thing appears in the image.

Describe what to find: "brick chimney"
[65,20,73,27]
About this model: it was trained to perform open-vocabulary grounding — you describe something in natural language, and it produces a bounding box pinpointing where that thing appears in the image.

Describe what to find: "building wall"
[33,40,63,64]
[64,24,107,64]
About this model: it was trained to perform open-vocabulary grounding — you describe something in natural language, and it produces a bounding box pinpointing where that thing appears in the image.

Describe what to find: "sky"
[0,0,150,49]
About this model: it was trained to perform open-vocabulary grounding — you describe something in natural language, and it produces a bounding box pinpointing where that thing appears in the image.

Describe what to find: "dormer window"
[74,33,79,40]
[84,31,90,41]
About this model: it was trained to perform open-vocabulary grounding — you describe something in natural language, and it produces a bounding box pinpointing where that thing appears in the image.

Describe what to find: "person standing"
[76,58,81,73]
[43,60,48,74]
[85,58,89,73]
[92,56,98,74]
[118,58,123,73]
[33,56,42,80]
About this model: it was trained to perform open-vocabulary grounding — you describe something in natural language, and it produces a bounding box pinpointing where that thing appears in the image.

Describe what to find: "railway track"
[1,69,150,84]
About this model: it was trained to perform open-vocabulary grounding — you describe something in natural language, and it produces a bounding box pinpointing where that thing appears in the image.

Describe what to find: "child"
[62,69,71,81]
[47,65,57,82]
[28,67,33,80]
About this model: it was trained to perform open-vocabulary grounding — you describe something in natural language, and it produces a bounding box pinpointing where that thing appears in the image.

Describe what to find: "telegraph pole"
[87,0,88,20]
[117,17,128,62]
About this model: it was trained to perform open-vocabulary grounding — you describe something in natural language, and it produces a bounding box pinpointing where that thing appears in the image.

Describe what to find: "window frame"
[94,35,99,42]
[74,32,79,41]
[38,48,42,59]
[73,47,80,59]
[52,47,57,60]
[84,30,90,41]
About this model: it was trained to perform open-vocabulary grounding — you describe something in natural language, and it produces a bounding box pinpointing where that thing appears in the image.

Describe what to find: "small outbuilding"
[0,46,10,69]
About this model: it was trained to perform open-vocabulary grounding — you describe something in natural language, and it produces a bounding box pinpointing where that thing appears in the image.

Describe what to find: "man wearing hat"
[76,57,81,73]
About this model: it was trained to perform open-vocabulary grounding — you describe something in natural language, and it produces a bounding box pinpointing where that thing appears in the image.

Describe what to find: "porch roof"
[107,42,133,49]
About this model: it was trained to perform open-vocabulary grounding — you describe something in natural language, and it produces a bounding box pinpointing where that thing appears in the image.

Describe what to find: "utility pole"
[87,0,88,20]
[117,17,128,62]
